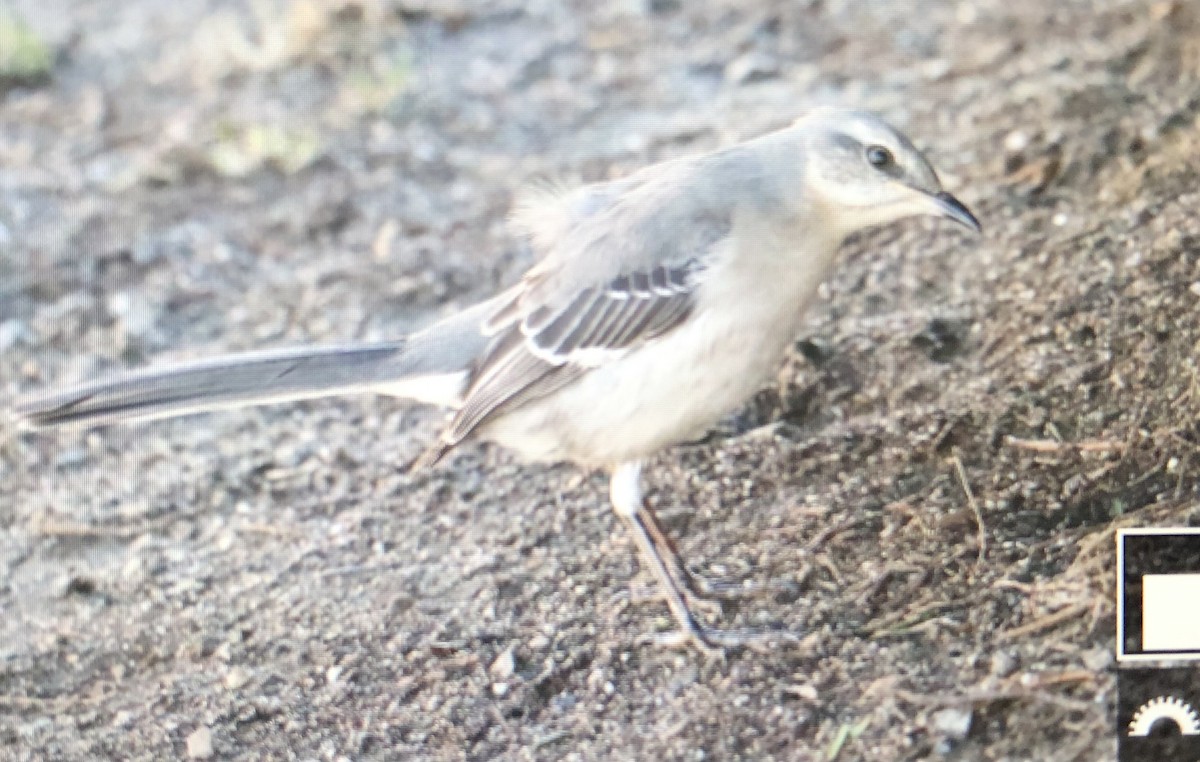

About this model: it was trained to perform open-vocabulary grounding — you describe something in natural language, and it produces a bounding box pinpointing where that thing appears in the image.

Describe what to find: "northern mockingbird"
[10,108,980,650]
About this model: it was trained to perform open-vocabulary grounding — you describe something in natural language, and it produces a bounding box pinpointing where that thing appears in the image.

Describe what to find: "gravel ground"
[3,0,1200,759]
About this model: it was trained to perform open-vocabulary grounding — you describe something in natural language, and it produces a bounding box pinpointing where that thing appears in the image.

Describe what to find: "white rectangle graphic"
[1143,573,1200,652]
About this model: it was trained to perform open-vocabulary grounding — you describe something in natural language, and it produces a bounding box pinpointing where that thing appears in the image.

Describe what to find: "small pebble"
[186,726,214,759]
[224,667,250,691]
[586,668,606,690]
[789,683,818,701]
[930,706,973,740]
[1003,130,1029,153]
[107,291,157,338]
[490,648,515,679]
[990,650,1018,678]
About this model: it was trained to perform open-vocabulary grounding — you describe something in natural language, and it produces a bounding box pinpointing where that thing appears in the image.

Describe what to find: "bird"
[9,108,980,650]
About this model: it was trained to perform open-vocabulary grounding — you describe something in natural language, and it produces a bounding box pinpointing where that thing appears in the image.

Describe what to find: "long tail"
[14,343,422,428]
[11,298,498,430]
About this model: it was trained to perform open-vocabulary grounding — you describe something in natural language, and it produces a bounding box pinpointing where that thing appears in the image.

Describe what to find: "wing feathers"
[441,259,706,448]
[528,260,702,360]
[438,150,733,454]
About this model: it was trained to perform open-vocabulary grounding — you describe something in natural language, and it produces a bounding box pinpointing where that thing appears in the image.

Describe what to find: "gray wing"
[425,153,738,457]
[442,258,706,446]
[512,258,702,362]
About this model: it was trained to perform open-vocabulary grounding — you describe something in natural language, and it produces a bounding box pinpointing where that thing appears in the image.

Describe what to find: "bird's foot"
[681,572,793,602]
[629,574,786,618]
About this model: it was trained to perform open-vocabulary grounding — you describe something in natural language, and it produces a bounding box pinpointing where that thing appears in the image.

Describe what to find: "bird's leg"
[638,501,773,603]
[609,462,794,651]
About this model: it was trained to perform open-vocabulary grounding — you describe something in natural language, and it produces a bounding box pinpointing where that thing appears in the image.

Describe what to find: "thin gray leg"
[609,462,796,651]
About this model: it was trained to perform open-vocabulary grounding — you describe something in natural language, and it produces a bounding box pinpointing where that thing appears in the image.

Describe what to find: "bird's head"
[792,108,981,237]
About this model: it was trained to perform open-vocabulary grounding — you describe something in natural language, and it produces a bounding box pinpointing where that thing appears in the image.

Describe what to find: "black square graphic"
[1119,667,1200,761]
[1119,529,1200,661]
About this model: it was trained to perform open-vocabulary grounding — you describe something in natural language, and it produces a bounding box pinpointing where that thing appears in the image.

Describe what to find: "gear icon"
[1129,695,1200,737]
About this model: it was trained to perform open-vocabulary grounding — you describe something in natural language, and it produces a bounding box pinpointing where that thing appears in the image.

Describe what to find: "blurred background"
[2,0,1199,759]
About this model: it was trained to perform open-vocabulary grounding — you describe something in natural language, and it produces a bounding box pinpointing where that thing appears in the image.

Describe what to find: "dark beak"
[932,191,981,233]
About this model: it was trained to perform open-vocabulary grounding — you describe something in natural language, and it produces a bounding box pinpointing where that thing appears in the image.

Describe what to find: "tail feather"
[13,342,414,429]
[10,297,502,432]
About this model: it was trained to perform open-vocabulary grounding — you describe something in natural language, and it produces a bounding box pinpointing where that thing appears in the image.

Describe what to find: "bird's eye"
[866,145,894,169]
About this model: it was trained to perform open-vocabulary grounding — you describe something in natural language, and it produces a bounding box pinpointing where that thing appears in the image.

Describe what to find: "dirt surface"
[3,0,1200,759]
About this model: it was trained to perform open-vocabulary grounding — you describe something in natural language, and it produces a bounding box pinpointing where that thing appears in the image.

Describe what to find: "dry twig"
[951,454,987,567]
[994,602,1090,643]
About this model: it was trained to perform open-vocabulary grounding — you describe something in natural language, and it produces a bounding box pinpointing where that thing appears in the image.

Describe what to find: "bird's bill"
[929,191,981,233]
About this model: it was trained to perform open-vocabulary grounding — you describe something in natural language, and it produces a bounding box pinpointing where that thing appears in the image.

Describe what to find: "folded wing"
[432,172,736,457]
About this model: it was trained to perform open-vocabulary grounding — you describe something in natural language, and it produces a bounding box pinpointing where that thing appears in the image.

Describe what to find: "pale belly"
[482,301,804,466]
[480,215,841,466]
